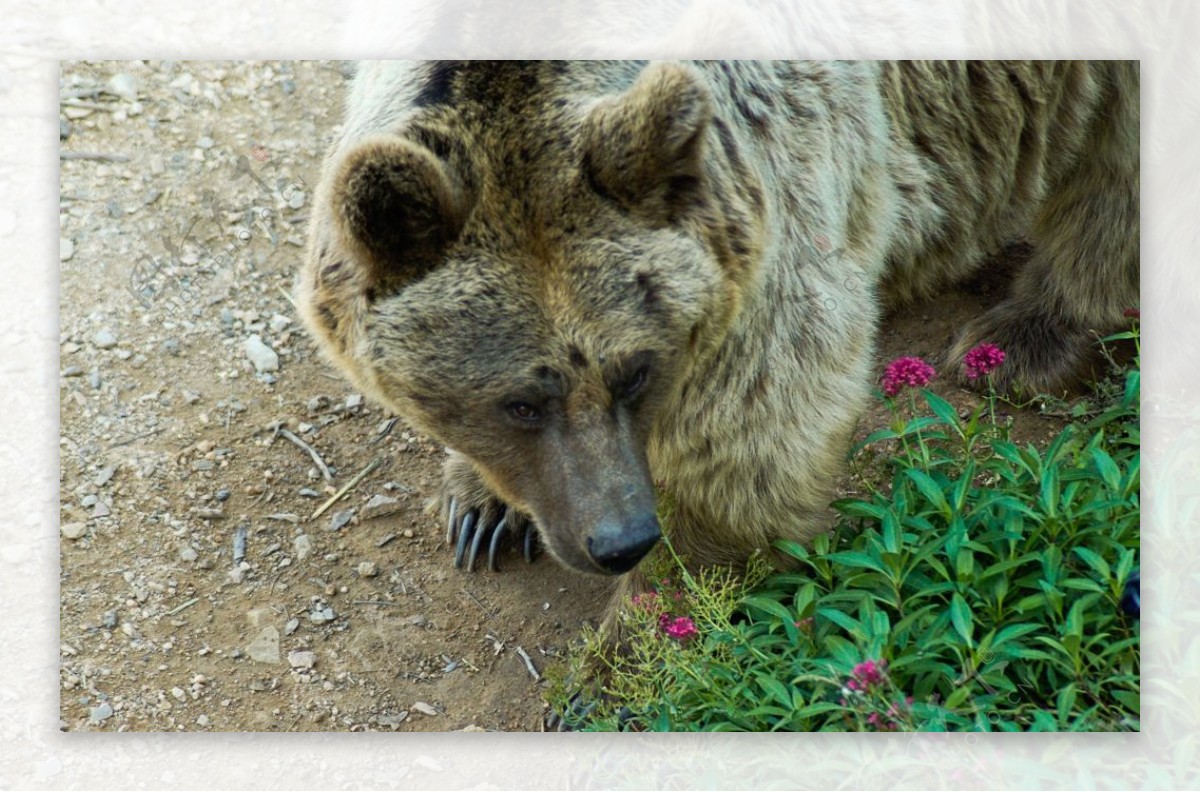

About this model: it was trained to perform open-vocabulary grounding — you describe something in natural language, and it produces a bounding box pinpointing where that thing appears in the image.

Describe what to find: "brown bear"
[298,61,1138,607]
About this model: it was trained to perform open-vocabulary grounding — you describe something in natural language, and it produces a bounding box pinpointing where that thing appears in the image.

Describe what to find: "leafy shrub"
[548,332,1140,732]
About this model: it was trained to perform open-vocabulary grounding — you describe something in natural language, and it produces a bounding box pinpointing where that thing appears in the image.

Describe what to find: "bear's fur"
[298,61,1139,610]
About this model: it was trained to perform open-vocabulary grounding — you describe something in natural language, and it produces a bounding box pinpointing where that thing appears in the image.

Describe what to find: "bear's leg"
[430,451,539,573]
[947,77,1139,396]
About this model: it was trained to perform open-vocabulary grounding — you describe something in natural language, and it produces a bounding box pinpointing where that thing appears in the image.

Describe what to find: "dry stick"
[163,597,200,617]
[311,457,383,520]
[277,427,333,482]
[514,646,541,682]
[108,426,164,448]
[60,151,130,162]
[61,99,118,111]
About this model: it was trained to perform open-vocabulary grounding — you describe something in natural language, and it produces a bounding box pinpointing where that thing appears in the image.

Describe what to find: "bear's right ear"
[582,62,713,223]
[329,136,468,289]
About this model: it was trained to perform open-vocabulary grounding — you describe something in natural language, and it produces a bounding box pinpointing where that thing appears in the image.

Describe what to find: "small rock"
[149,155,165,175]
[458,724,486,732]
[100,610,118,629]
[192,459,214,472]
[288,650,316,670]
[309,607,336,625]
[92,501,110,518]
[345,393,363,409]
[412,701,439,716]
[80,494,98,508]
[62,366,83,377]
[284,618,299,636]
[294,534,313,561]
[360,494,400,520]
[408,614,427,627]
[197,136,215,149]
[402,529,414,539]
[171,687,187,702]
[215,488,230,501]
[60,237,75,262]
[182,389,201,405]
[288,190,306,210]
[180,546,198,562]
[298,487,320,498]
[162,338,181,356]
[87,369,101,389]
[329,510,353,532]
[245,627,281,664]
[196,714,210,727]
[357,561,379,578]
[244,334,279,373]
[378,712,409,729]
[61,522,87,540]
[60,119,71,140]
[92,328,117,349]
[89,702,114,724]
[269,313,291,333]
[94,467,116,487]
[306,395,328,413]
[107,72,138,101]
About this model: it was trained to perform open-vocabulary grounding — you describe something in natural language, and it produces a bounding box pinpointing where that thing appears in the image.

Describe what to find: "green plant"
[547,331,1140,732]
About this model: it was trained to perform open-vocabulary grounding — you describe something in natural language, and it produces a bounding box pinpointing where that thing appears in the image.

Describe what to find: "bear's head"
[300,62,761,575]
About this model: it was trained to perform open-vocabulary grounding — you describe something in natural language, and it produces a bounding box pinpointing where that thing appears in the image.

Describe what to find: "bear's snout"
[586,513,662,574]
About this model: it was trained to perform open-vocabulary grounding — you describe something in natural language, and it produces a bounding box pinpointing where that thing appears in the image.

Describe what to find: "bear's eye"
[618,366,649,400]
[507,401,542,423]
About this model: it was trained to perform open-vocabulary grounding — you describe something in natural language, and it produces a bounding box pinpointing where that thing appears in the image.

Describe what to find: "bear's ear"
[582,62,713,222]
[329,136,468,289]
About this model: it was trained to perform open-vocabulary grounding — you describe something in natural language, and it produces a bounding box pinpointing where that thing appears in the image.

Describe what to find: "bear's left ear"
[582,62,713,223]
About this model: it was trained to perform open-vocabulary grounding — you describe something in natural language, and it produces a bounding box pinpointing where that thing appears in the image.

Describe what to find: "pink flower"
[881,356,936,396]
[962,343,1006,380]
[631,591,659,610]
[850,659,887,689]
[1123,307,1140,319]
[658,614,699,641]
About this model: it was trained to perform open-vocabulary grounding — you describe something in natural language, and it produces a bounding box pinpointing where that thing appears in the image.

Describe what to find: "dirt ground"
[58,59,1065,733]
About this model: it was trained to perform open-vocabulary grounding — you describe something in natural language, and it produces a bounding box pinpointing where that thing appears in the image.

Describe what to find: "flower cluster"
[846,658,887,691]
[657,613,699,641]
[962,342,1006,380]
[881,356,936,397]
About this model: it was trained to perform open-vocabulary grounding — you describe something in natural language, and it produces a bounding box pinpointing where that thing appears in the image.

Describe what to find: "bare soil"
[58,59,1064,732]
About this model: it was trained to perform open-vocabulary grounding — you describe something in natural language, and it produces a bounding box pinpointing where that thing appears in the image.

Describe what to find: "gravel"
[360,494,400,520]
[244,334,279,373]
[92,328,117,349]
[246,627,281,664]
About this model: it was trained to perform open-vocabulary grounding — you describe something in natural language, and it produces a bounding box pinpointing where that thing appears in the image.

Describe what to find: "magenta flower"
[1123,307,1140,319]
[657,614,699,641]
[962,343,1006,380]
[850,659,887,689]
[881,356,936,397]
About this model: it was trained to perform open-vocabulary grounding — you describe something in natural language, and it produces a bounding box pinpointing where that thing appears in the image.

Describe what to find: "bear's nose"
[586,514,662,574]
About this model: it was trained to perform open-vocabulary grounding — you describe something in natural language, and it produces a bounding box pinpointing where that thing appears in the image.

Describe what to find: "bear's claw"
[446,497,537,572]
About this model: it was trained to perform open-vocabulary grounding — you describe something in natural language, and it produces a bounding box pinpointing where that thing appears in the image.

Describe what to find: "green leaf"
[817,608,863,637]
[824,551,889,575]
[1091,447,1122,494]
[923,390,963,435]
[1112,690,1140,715]
[755,673,794,709]
[907,469,952,516]
[1072,546,1112,581]
[950,594,974,645]
[741,595,798,641]
[831,499,888,522]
